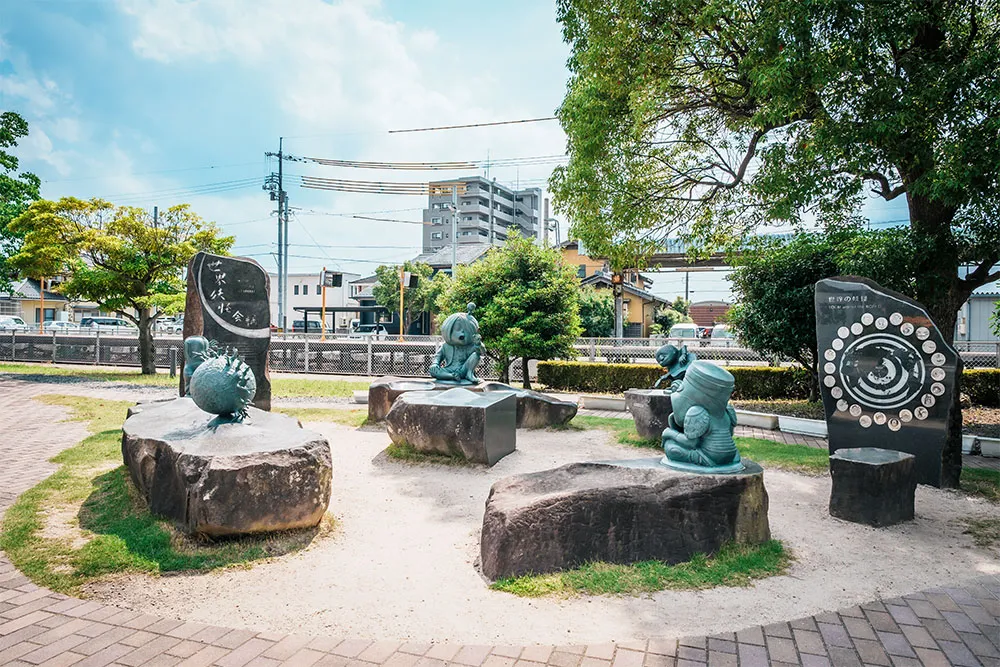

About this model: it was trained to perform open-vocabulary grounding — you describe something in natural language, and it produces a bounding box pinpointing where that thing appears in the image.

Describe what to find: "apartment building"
[422,176,541,253]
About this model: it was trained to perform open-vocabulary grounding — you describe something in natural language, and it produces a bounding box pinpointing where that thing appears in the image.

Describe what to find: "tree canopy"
[370,261,448,335]
[9,198,233,373]
[551,0,1000,487]
[577,286,615,337]
[0,111,41,290]
[438,233,581,388]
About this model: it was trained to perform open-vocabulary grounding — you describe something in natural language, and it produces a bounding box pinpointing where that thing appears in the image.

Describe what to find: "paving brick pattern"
[1,377,998,666]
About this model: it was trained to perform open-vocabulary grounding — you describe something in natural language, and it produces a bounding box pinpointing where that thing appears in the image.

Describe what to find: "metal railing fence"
[0,331,997,378]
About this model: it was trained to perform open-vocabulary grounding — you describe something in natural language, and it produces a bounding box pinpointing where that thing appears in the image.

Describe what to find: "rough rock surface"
[829,447,916,527]
[122,397,332,536]
[482,382,578,428]
[480,458,770,580]
[625,389,673,440]
[367,377,441,422]
[385,388,516,465]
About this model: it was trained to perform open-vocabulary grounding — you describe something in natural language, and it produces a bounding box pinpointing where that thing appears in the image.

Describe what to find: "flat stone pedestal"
[481,382,578,428]
[829,447,916,527]
[625,389,673,440]
[122,397,332,537]
[386,388,516,465]
[367,376,484,422]
[480,459,770,580]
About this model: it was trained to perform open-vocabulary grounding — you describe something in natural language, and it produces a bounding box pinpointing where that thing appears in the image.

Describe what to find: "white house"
[268,271,361,332]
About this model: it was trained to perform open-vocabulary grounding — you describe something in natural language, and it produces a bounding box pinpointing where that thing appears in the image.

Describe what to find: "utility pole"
[543,198,550,247]
[264,138,288,331]
[489,178,496,246]
[283,192,289,331]
[398,264,405,342]
[612,272,624,338]
[320,266,327,341]
[685,271,690,302]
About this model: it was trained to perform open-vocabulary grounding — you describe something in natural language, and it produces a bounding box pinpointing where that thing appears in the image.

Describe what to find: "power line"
[387,116,558,134]
[296,175,469,196]
[42,161,264,184]
[290,153,567,171]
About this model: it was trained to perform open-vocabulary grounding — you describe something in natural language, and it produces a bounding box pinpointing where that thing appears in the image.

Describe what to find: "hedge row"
[538,361,1000,406]
[965,369,1000,408]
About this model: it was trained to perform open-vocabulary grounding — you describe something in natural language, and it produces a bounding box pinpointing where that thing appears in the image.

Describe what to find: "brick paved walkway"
[0,377,997,666]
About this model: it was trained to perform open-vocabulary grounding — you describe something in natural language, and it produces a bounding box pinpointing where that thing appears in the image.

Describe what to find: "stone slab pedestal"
[367,376,485,422]
[385,388,516,465]
[829,447,916,527]
[122,397,332,537]
[625,389,673,440]
[481,382,578,428]
[480,459,770,580]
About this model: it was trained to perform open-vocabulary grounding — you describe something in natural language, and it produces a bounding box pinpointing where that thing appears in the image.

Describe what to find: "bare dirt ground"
[84,423,1000,645]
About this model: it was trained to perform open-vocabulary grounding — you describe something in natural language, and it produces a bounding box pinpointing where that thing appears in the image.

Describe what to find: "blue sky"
[1,0,909,302]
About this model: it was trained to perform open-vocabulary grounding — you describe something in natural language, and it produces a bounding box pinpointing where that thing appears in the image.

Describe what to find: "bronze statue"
[653,343,697,389]
[428,303,483,385]
[661,360,743,472]
[182,336,210,395]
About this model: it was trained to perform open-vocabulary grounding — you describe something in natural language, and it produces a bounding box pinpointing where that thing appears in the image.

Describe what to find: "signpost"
[320,270,343,341]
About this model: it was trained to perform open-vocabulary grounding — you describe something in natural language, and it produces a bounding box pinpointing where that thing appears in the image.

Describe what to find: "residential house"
[0,279,71,326]
[268,271,360,332]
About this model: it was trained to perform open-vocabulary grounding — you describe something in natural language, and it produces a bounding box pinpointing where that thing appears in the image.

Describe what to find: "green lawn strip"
[274,407,367,427]
[491,540,790,597]
[961,468,1000,502]
[962,517,1000,548]
[570,415,660,447]
[385,442,472,466]
[0,362,371,398]
[0,394,323,595]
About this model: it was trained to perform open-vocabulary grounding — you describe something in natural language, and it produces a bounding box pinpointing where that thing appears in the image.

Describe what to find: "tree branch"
[862,171,907,200]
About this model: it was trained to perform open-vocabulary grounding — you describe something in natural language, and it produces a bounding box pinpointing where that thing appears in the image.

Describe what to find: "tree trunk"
[138,308,156,375]
[521,356,531,390]
[907,192,965,488]
[499,354,510,384]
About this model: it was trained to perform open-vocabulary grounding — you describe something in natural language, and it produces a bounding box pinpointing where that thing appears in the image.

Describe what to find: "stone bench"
[829,447,916,527]
[624,389,672,440]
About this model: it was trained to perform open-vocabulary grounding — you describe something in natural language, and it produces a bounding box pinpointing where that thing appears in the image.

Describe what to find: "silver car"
[0,316,29,332]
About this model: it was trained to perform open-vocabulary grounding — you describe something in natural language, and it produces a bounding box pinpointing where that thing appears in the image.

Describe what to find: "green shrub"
[539,361,999,407]
[964,369,1000,408]
[537,361,663,394]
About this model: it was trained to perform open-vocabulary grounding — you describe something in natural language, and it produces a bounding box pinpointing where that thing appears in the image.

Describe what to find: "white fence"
[1,331,997,378]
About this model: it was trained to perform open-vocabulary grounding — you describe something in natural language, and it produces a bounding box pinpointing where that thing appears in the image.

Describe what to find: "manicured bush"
[539,361,1000,407]
[538,361,810,399]
[964,369,1000,408]
[537,361,662,394]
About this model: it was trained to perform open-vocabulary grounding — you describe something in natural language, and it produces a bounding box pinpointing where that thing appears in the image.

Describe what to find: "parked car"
[667,323,710,347]
[43,321,81,333]
[292,320,322,334]
[156,318,184,334]
[0,316,29,332]
[710,324,737,347]
[79,317,137,334]
[348,324,389,340]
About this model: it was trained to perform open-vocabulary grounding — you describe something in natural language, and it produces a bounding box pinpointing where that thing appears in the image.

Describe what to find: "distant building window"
[464,200,473,206]
[578,264,587,278]
[478,229,488,236]
[317,284,321,293]
[294,285,300,295]
[431,217,441,224]
[464,215,473,221]
[303,285,309,295]
[431,232,443,240]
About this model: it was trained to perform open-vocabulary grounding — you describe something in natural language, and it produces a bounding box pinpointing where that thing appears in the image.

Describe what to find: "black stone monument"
[182,251,272,410]
[829,447,916,527]
[814,276,959,486]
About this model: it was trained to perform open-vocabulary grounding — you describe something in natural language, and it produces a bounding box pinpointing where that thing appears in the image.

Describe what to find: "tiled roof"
[580,273,669,305]
[0,279,69,302]
[412,243,493,269]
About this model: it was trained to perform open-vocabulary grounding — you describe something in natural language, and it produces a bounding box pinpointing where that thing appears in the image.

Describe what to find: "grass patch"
[735,437,829,474]
[962,518,1000,548]
[384,442,472,466]
[491,540,790,597]
[274,407,367,427]
[571,415,660,448]
[0,394,328,595]
[271,378,369,399]
[961,468,1000,502]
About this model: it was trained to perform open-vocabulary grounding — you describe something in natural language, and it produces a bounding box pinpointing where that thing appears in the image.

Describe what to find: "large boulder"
[625,389,673,440]
[385,388,516,465]
[122,397,332,537]
[481,382,578,428]
[480,459,770,580]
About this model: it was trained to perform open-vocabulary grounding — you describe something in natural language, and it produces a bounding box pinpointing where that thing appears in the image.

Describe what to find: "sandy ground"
[82,422,1000,645]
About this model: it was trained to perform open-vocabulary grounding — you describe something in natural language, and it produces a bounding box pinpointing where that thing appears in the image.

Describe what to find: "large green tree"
[552,0,1000,487]
[0,112,41,290]
[371,261,448,335]
[9,198,233,373]
[728,227,917,400]
[439,233,582,388]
